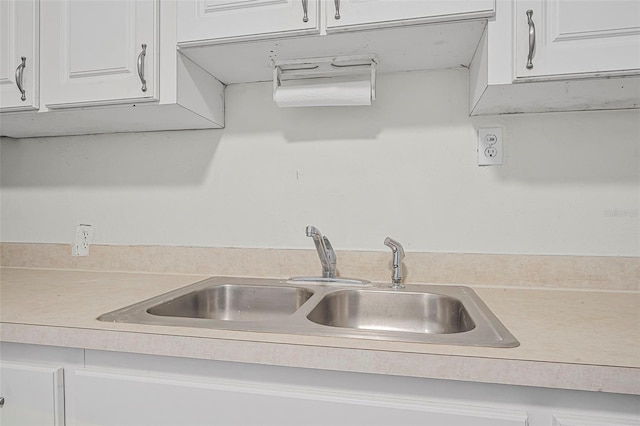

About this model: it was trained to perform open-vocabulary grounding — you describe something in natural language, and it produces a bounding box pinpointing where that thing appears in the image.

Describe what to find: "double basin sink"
[99,277,519,348]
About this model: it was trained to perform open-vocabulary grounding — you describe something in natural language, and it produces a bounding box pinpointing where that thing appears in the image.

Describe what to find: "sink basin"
[147,284,314,321]
[98,276,519,348]
[306,290,475,334]
[98,277,318,327]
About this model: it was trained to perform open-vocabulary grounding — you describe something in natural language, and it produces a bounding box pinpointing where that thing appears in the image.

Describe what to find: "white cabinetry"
[41,0,158,108]
[326,0,495,32]
[469,0,640,115]
[0,0,225,138]
[0,362,64,426]
[176,0,492,86]
[66,367,526,426]
[514,0,640,79]
[0,0,38,112]
[177,0,321,44]
[552,412,640,426]
[177,0,494,45]
[1,343,639,426]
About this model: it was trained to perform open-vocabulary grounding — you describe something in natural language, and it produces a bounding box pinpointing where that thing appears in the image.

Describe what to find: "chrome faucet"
[384,237,405,289]
[306,226,336,278]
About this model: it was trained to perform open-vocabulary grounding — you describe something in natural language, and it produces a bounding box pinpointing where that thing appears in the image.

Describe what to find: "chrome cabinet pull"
[15,57,26,101]
[0,396,5,407]
[302,0,308,22]
[334,0,340,19]
[137,44,147,92]
[526,9,535,69]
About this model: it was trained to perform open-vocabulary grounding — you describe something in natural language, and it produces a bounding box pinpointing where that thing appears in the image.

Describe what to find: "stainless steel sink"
[99,276,518,348]
[147,284,314,321]
[306,290,475,334]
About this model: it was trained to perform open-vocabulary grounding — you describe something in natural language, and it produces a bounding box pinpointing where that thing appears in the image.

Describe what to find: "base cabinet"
[551,413,640,426]
[1,343,639,426]
[66,368,526,426]
[0,362,64,426]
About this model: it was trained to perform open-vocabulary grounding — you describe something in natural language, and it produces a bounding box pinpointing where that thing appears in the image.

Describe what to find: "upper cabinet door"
[177,0,320,44]
[0,0,38,112]
[515,0,640,79]
[325,0,495,32]
[41,0,158,109]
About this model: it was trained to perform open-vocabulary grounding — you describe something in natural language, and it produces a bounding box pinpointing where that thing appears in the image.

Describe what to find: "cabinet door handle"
[302,0,308,22]
[526,9,535,69]
[137,44,147,92]
[0,396,5,407]
[334,0,341,19]
[15,57,26,101]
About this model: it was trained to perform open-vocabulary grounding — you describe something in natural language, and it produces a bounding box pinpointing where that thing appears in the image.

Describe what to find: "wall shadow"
[0,129,222,187]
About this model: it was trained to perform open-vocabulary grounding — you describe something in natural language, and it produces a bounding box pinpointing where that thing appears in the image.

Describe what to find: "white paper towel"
[274,80,372,107]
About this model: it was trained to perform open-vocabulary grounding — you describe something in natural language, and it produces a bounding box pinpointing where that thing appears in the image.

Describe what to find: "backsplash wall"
[1,69,639,256]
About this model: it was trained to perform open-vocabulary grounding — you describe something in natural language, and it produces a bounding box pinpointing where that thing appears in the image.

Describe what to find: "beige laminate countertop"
[1,267,638,394]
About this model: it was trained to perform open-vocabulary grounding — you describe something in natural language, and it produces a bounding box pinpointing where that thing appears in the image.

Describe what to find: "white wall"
[1,69,639,256]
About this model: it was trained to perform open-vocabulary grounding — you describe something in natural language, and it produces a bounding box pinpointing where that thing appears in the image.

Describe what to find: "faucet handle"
[384,237,405,289]
[306,225,337,279]
[323,236,336,265]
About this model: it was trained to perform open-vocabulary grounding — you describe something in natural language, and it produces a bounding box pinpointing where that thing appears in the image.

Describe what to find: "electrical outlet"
[72,224,93,256]
[478,127,503,166]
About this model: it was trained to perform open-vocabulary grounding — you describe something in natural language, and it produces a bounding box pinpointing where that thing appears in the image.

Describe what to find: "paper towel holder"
[272,55,378,105]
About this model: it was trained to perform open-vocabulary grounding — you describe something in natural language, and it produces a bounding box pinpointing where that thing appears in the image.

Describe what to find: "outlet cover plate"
[72,224,93,256]
[478,127,503,166]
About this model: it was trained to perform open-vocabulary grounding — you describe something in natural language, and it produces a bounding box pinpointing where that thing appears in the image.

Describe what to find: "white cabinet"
[326,0,495,32]
[469,0,640,115]
[552,412,640,426]
[67,368,527,426]
[177,0,494,44]
[0,362,64,426]
[0,0,38,112]
[177,0,321,44]
[176,0,491,86]
[514,0,640,79]
[42,0,157,108]
[2,343,639,426]
[0,0,225,138]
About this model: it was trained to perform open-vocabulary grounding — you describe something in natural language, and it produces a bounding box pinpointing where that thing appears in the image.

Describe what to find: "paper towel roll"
[274,80,372,107]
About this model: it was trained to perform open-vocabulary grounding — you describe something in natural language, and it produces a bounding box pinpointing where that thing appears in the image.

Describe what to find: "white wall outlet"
[478,127,503,166]
[72,224,93,256]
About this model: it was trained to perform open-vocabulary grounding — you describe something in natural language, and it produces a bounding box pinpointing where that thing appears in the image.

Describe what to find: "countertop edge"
[2,322,638,395]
